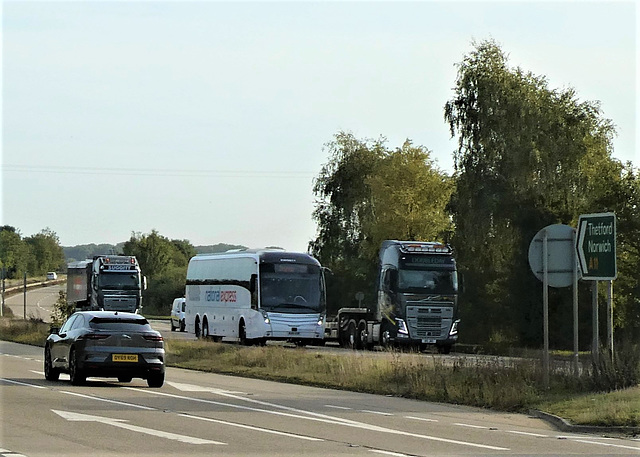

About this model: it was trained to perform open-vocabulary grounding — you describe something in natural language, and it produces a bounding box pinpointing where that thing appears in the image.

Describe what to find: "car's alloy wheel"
[69,348,86,385]
[44,346,59,381]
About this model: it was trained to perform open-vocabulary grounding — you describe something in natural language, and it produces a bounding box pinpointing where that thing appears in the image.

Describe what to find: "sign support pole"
[572,230,579,376]
[542,230,549,389]
[23,271,27,320]
[607,281,614,360]
[592,281,599,365]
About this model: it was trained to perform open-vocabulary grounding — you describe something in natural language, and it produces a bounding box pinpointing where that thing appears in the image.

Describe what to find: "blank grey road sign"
[528,224,576,288]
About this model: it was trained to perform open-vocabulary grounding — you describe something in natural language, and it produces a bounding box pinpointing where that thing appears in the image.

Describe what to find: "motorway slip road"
[1,340,639,457]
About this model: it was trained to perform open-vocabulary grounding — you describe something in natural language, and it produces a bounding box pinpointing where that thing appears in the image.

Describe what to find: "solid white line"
[361,410,393,416]
[506,430,548,438]
[128,387,510,450]
[61,391,156,410]
[0,378,46,389]
[369,450,411,457]
[573,439,640,451]
[178,413,324,441]
[324,405,352,410]
[454,422,489,429]
[405,416,438,423]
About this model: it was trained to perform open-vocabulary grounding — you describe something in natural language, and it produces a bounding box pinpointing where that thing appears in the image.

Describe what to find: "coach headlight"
[317,314,325,326]
[261,311,270,324]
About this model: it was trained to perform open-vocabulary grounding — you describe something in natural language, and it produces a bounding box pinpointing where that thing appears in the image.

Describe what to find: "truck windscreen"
[398,269,458,294]
[259,263,323,313]
[99,273,140,290]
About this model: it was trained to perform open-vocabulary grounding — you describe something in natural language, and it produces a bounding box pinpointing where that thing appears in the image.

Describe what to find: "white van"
[46,272,58,280]
[170,297,186,332]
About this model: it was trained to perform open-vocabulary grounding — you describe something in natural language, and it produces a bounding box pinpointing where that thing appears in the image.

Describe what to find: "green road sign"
[576,212,616,280]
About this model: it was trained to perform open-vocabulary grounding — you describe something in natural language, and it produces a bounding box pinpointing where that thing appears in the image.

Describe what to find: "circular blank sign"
[528,224,575,288]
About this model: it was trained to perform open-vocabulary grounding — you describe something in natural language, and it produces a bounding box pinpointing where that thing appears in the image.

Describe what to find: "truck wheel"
[346,321,357,350]
[380,321,395,349]
[357,320,368,350]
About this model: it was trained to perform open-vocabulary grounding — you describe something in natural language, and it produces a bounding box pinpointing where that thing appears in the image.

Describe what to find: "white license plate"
[422,338,437,344]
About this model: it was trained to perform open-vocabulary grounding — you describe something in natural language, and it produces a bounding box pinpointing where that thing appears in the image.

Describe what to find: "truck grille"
[103,296,137,312]
[406,306,453,339]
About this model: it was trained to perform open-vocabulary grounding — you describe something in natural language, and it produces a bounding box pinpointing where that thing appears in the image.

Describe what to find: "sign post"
[528,224,577,387]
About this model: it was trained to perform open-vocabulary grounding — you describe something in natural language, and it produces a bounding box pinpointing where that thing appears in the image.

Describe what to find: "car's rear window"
[89,317,152,332]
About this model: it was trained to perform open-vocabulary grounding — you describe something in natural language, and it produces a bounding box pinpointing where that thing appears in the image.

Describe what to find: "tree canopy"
[444,39,636,345]
[310,132,453,313]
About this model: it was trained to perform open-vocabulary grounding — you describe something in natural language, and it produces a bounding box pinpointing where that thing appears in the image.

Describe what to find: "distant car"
[46,272,57,280]
[44,311,165,387]
[170,297,186,332]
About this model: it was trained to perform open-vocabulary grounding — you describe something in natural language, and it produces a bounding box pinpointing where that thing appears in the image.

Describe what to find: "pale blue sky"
[1,1,637,251]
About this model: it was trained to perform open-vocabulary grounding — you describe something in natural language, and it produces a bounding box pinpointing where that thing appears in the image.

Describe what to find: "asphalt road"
[2,283,64,321]
[1,340,639,457]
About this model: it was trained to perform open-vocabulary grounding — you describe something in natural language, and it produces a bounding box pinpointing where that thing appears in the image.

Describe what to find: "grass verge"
[1,317,638,432]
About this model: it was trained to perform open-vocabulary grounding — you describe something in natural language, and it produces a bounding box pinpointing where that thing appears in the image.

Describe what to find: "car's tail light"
[143,334,163,342]
[79,333,110,340]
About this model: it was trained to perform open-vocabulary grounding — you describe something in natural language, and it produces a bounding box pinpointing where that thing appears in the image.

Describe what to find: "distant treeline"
[63,242,247,262]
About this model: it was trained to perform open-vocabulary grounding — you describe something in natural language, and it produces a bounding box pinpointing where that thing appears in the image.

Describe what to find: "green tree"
[24,228,65,276]
[365,140,454,260]
[310,132,452,314]
[0,226,29,279]
[122,230,194,314]
[444,40,621,346]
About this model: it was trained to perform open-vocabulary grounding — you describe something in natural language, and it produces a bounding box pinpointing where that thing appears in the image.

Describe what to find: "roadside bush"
[590,339,640,391]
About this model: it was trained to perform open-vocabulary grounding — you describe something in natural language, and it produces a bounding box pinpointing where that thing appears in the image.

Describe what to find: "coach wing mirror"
[322,267,333,276]
[250,274,257,294]
[142,276,148,290]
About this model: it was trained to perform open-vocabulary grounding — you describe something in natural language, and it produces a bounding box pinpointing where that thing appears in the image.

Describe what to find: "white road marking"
[166,381,246,395]
[325,404,352,410]
[573,439,640,451]
[51,410,224,445]
[179,413,324,441]
[455,422,490,429]
[506,430,549,438]
[130,386,510,450]
[361,410,393,416]
[0,378,45,389]
[61,391,156,410]
[405,416,438,422]
[369,450,412,456]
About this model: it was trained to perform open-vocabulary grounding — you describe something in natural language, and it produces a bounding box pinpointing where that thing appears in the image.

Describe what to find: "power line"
[2,164,316,179]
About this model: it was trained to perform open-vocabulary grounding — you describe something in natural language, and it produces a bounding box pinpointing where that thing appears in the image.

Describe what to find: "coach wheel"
[239,321,248,345]
[195,317,201,338]
[202,319,209,339]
